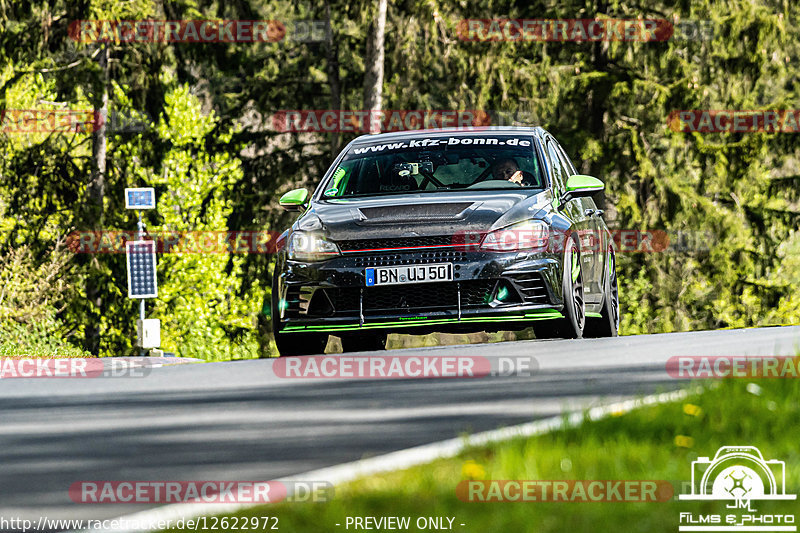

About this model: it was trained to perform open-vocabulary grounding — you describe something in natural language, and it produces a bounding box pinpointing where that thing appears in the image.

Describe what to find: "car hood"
[296,190,554,241]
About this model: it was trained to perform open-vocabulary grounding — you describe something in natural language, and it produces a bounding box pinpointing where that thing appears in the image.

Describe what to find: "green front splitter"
[282,310,564,333]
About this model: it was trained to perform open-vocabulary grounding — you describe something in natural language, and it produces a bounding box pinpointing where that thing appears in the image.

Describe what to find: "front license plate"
[365,263,453,287]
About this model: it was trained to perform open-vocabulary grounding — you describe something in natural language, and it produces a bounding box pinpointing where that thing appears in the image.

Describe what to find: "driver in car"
[492,158,524,184]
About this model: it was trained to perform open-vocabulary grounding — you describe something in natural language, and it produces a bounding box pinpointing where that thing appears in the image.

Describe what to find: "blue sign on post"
[125,188,156,210]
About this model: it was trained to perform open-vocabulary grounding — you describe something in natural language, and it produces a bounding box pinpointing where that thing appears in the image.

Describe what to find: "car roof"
[349,126,549,145]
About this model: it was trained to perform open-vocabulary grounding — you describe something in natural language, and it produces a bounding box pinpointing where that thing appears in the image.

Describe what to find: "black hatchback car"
[271,127,619,356]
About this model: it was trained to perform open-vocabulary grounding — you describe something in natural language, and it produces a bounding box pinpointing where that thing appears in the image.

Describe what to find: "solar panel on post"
[126,240,157,298]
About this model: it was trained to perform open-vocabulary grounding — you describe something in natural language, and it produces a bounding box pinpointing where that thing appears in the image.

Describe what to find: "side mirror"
[279,188,309,212]
[559,175,604,206]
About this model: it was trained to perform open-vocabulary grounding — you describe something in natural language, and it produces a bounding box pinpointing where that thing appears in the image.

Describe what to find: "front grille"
[339,235,455,252]
[365,283,450,311]
[284,286,302,316]
[283,285,316,317]
[315,280,497,317]
[317,287,359,314]
[352,250,468,268]
[461,280,498,306]
[505,272,550,303]
[291,275,548,319]
[364,280,495,312]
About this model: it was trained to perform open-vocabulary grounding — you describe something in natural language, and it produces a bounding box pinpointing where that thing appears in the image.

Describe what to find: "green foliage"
[145,85,263,360]
[0,243,91,358]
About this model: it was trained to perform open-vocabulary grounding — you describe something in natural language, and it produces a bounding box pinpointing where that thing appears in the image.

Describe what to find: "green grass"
[164,373,800,533]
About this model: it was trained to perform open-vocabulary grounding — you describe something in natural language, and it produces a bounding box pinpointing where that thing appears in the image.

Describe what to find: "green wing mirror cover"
[566,175,604,192]
[280,188,309,206]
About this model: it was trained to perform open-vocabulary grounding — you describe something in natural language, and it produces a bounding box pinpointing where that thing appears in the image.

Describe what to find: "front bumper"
[277,248,565,334]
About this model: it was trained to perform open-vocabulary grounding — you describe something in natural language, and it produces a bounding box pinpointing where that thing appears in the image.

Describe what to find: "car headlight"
[481,220,549,252]
[286,231,341,261]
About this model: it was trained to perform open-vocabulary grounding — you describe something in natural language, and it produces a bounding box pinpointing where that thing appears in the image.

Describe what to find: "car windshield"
[321,135,544,198]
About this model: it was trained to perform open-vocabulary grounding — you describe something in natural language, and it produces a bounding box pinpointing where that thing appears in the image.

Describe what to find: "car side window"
[555,142,577,176]
[554,143,577,193]
[545,140,565,197]
[556,142,598,210]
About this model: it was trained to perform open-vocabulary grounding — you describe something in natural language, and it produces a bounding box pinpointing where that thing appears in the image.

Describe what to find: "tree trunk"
[89,45,109,217]
[586,1,610,212]
[324,1,342,153]
[363,0,387,134]
[83,43,109,355]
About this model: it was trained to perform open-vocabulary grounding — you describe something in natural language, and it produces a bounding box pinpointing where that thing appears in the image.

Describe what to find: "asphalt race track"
[1,326,798,523]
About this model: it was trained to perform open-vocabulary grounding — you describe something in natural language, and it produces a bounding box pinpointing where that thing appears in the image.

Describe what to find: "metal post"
[138,211,146,355]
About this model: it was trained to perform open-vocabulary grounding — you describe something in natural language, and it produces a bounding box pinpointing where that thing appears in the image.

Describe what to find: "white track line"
[78,388,692,532]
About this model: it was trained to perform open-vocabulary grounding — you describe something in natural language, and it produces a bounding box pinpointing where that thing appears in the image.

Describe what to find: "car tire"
[271,272,328,357]
[340,333,387,352]
[585,248,620,338]
[533,235,585,339]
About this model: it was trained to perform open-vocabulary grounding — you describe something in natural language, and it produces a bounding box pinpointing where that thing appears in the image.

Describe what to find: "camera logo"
[680,446,795,505]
